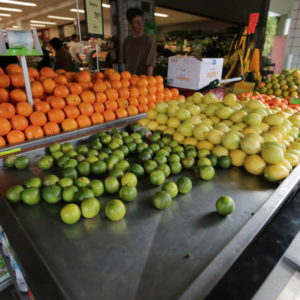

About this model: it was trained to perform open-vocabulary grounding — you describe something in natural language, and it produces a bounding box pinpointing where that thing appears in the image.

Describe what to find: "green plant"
[263,16,278,56]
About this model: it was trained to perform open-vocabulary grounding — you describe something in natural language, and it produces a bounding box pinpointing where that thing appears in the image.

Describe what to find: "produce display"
[0,64,182,146]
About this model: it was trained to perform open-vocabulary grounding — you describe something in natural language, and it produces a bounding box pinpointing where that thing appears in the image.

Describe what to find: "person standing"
[50,38,73,72]
[122,7,156,76]
[69,34,83,68]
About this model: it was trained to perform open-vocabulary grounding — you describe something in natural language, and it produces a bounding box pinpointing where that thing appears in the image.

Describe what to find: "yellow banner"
[84,0,104,36]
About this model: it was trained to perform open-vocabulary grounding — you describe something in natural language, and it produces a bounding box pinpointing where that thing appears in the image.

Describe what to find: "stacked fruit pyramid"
[139,91,300,182]
[0,64,181,146]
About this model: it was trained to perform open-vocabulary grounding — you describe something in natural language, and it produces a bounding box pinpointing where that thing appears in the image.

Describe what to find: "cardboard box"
[167,57,224,90]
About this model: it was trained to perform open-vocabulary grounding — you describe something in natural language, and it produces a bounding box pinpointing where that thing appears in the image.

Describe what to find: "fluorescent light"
[12,25,17,28]
[30,24,45,27]
[0,13,10,16]
[31,20,56,24]
[268,11,280,17]
[0,7,21,11]
[6,28,18,30]
[0,0,36,6]
[102,4,110,8]
[155,13,168,17]
[70,8,84,13]
[48,15,75,20]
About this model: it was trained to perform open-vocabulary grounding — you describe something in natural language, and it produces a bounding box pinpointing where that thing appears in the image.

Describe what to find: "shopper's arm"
[146,66,154,76]
[76,53,83,63]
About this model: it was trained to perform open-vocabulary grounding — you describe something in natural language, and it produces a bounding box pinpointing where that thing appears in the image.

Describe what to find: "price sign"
[84,0,104,37]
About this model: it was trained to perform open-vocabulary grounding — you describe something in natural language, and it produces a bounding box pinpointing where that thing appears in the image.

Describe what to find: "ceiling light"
[0,7,21,11]
[155,13,168,17]
[12,25,17,28]
[6,28,18,30]
[0,0,36,6]
[268,11,280,17]
[48,15,75,20]
[31,20,56,24]
[0,13,11,16]
[70,8,84,13]
[102,4,110,8]
[30,24,45,27]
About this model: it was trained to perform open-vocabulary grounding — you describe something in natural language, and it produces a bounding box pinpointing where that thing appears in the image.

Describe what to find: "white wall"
[49,27,59,40]
[103,20,111,37]
[270,0,294,16]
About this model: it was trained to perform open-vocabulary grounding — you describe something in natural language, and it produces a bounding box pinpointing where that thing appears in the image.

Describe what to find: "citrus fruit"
[63,159,78,168]
[90,140,102,151]
[98,152,108,161]
[81,197,100,218]
[62,142,73,153]
[168,154,180,163]
[162,181,178,198]
[118,145,130,157]
[58,178,73,188]
[176,177,192,193]
[244,155,266,175]
[14,156,30,170]
[105,177,120,194]
[229,150,248,167]
[116,160,130,172]
[77,161,91,176]
[65,150,78,158]
[22,187,41,205]
[105,199,126,221]
[121,173,138,187]
[207,154,218,167]
[62,167,78,181]
[128,163,144,178]
[149,170,165,186]
[38,155,54,170]
[74,188,94,202]
[62,186,78,202]
[42,185,62,204]
[218,156,232,168]
[57,155,70,169]
[154,154,167,165]
[264,164,289,182]
[197,157,211,168]
[109,168,124,180]
[91,160,107,175]
[87,149,99,157]
[6,185,24,203]
[106,154,119,171]
[261,145,284,164]
[77,145,89,155]
[61,204,81,224]
[157,164,171,177]
[4,154,17,168]
[119,186,137,202]
[127,141,137,153]
[153,191,172,209]
[199,165,215,180]
[49,142,61,153]
[216,196,235,215]
[169,161,182,174]
[182,157,195,169]
[144,160,158,174]
[24,177,42,188]
[75,177,90,188]
[43,174,59,186]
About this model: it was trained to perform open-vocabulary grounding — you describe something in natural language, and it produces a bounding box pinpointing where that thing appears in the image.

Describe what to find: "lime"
[62,142,73,153]
[176,177,192,193]
[153,191,172,209]
[108,141,119,150]
[150,170,165,186]
[77,162,91,176]
[4,154,17,168]
[112,150,125,161]
[118,145,129,157]
[128,164,144,178]
[105,199,126,221]
[162,137,171,146]
[150,133,161,143]
[81,198,100,218]
[96,131,105,138]
[24,177,42,188]
[105,177,120,194]
[156,140,165,148]
[177,152,185,159]
[168,154,180,163]
[101,134,112,145]
[218,156,232,169]
[157,164,171,177]
[101,148,112,155]
[142,147,154,157]
[197,157,212,168]
[154,154,168,165]
[169,141,179,148]
[169,161,182,174]
[62,186,78,202]
[182,157,195,169]
[98,152,108,161]
[88,180,104,197]
[135,138,143,145]
[21,187,41,205]
[74,188,94,202]
[121,173,138,187]
[106,154,119,171]
[62,167,78,181]
[112,133,122,140]
[130,123,140,130]
[64,159,78,168]
[185,148,197,158]
[124,136,133,144]
[75,177,90,188]
[61,204,81,224]
[136,130,146,138]
[150,143,160,153]
[91,160,107,175]
[76,145,89,156]
[199,165,215,180]
[49,142,61,154]
[85,156,98,164]
[109,168,124,180]
[157,149,169,157]
[57,155,70,169]
[111,128,120,135]
[153,130,163,136]
[137,142,149,153]
[6,185,24,203]
[43,175,59,186]
[173,146,184,153]
[52,151,64,161]
[207,154,218,167]
[216,196,235,215]
[139,152,152,164]
[127,141,137,153]
[87,149,99,157]
[119,186,137,202]
[65,150,78,158]
[113,138,123,146]
[42,185,62,204]
[162,181,178,198]
[38,155,54,170]
[198,149,211,158]
[15,156,30,170]
[121,131,129,137]
[144,160,158,174]
[90,140,102,151]
[116,160,130,172]
[58,178,73,188]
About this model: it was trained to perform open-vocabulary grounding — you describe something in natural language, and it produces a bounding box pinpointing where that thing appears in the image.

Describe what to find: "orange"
[147,76,157,86]
[29,76,35,83]
[130,75,139,86]
[0,74,10,88]
[54,85,70,98]
[0,103,16,119]
[6,130,25,144]
[10,89,27,103]
[29,111,47,126]
[156,84,164,93]
[40,67,55,78]
[93,71,104,81]
[63,72,74,83]
[137,103,148,113]
[109,72,121,81]
[121,71,131,80]
[138,86,148,97]
[116,108,128,119]
[33,98,41,105]
[69,83,83,95]
[34,101,51,114]
[43,122,60,136]
[90,112,104,124]
[103,80,111,89]
[156,92,165,101]
[16,102,33,117]
[93,81,107,93]
[48,108,65,124]
[54,75,68,85]
[10,73,25,88]
[93,102,105,113]
[10,115,28,131]
[79,102,94,116]
[66,94,81,106]
[129,97,139,106]
[104,68,115,78]
[0,136,6,147]
[36,76,47,83]
[28,67,39,79]
[0,117,11,136]
[64,105,80,119]
[80,91,96,104]
[0,68,3,75]
[164,88,172,101]
[148,85,157,94]
[148,102,155,109]
[139,75,147,79]
[105,88,119,101]
[25,125,44,139]
[76,115,91,128]
[105,100,118,111]
[119,87,130,99]
[50,97,66,109]
[147,93,157,103]
[117,98,128,108]
[76,70,91,83]
[43,78,56,94]
[139,95,148,104]
[30,81,44,98]
[61,118,78,131]
[121,79,130,88]
[103,110,116,122]
[111,80,122,90]
[6,64,22,75]
[170,88,179,99]
[177,95,185,100]
[55,69,66,75]
[137,78,148,88]
[0,88,9,102]
[155,75,163,85]
[127,105,138,116]
[95,92,107,103]
[130,86,140,98]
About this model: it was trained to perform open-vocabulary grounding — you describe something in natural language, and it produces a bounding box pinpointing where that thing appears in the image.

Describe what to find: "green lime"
[173,146,184,153]
[169,161,182,174]
[74,188,94,202]
[57,155,70,169]
[64,158,78,168]
[169,141,179,148]
[14,156,30,170]
[207,154,218,167]
[87,149,98,157]
[176,152,185,159]
[185,145,196,151]
[153,191,172,209]
[24,177,42,188]
[105,199,126,221]
[101,134,112,145]
[153,130,163,135]
[101,148,112,155]
[162,137,171,146]
[131,132,141,139]
[58,178,73,188]
[150,133,161,143]
[119,186,137,202]
[144,160,158,174]
[116,160,130,172]
[137,142,148,153]
[109,168,124,180]
[136,130,146,138]
[124,136,133,144]
[38,156,54,170]
[185,148,197,158]
[111,128,120,135]
[142,147,154,157]
[118,145,129,157]
[197,158,212,168]
[157,164,171,178]
[76,145,89,156]
[162,181,178,198]
[121,173,138,187]
[65,150,77,158]
[62,142,73,153]
[121,131,129,137]
[43,175,60,186]
[150,170,165,186]
[77,161,91,176]
[60,204,81,224]
[128,164,144,178]
[90,140,102,151]
[62,186,78,202]
[21,187,41,205]
[49,142,61,154]
[88,179,104,197]
[176,177,192,193]
[150,143,160,153]
[96,131,105,138]
[216,196,235,215]
[6,185,24,203]
[156,140,165,148]
[91,160,107,175]
[218,156,232,169]
[139,151,152,164]
[168,154,180,163]
[113,138,123,146]
[127,141,137,153]
[75,154,86,163]
[199,165,215,180]
[52,151,64,161]
[106,154,119,171]
[112,150,125,161]
[75,177,90,188]
[85,156,99,164]
[135,138,143,145]
[154,154,168,165]
[198,149,211,158]
[42,185,62,204]
[182,157,195,169]
[81,197,100,218]
[62,167,78,181]
[105,177,120,194]
[130,123,140,130]
[4,154,17,168]
[157,149,169,157]
[98,152,108,161]
[108,141,119,150]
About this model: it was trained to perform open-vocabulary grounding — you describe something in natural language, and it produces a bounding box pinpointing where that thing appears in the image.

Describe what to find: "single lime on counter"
[216,196,235,215]
[61,204,81,224]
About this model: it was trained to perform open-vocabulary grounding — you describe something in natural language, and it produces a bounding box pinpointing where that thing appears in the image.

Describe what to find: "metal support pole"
[116,0,123,72]
[20,56,33,106]
[75,0,82,41]
[96,43,99,71]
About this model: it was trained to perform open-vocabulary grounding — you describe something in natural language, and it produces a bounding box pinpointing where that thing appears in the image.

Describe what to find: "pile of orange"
[0,65,184,146]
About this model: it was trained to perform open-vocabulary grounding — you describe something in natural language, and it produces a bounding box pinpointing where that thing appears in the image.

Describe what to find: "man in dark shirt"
[50,38,73,72]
